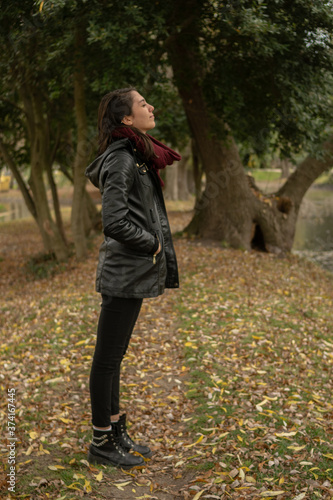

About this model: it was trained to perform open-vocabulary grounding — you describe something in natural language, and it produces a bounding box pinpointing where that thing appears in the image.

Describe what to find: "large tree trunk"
[167,27,255,248]
[166,6,333,253]
[71,25,91,260]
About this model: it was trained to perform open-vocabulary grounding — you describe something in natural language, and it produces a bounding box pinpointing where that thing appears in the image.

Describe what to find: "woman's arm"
[101,152,157,253]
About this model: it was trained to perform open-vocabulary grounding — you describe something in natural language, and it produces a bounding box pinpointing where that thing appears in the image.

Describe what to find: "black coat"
[85,139,179,298]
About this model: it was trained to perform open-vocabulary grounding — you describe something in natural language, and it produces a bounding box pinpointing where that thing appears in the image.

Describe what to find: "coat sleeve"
[101,151,157,253]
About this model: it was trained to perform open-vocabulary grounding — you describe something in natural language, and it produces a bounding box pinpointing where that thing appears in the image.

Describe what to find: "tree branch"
[278,138,333,208]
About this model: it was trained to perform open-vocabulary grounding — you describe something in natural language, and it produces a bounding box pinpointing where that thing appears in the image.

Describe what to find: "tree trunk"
[21,87,69,261]
[164,164,179,200]
[84,189,101,233]
[71,25,90,260]
[191,138,202,205]
[178,142,191,200]
[45,160,68,247]
[167,29,255,248]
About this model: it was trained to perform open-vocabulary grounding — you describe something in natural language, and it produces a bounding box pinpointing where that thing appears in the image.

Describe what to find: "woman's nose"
[148,103,154,112]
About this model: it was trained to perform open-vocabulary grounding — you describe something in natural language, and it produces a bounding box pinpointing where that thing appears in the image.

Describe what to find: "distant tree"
[0,1,70,260]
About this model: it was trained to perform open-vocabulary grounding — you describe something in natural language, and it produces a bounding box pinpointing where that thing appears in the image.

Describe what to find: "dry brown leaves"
[0,210,332,500]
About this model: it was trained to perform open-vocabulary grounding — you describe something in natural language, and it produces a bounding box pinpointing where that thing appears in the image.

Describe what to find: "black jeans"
[89,295,143,427]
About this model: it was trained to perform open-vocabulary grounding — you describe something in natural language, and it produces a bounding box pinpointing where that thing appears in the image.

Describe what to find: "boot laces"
[120,423,134,446]
[110,433,127,457]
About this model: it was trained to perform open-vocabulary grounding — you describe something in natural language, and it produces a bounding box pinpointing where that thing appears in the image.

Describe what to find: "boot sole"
[88,451,144,470]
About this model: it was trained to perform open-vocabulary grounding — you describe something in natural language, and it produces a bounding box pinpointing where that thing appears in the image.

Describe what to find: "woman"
[85,87,180,469]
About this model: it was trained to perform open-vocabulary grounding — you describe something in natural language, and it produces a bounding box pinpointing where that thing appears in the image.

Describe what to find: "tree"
[0,0,188,261]
[156,0,333,252]
[0,1,70,260]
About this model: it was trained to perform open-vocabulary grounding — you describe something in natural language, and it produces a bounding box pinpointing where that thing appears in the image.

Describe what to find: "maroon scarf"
[112,127,181,185]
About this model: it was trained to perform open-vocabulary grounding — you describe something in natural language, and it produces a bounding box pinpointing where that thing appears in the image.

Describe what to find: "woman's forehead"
[132,91,145,104]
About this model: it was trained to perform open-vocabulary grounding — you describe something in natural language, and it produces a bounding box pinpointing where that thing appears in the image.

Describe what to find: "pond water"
[293,187,333,273]
[1,187,332,272]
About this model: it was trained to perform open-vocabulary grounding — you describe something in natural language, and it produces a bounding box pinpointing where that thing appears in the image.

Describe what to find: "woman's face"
[122,91,155,133]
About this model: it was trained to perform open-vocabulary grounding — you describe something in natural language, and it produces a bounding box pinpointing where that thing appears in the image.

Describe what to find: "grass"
[175,246,333,497]
[249,168,333,186]
[249,169,282,182]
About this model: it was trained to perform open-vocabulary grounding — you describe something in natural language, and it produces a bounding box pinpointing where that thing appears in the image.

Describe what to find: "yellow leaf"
[114,481,132,490]
[45,377,64,384]
[257,399,269,407]
[193,491,205,500]
[184,434,204,448]
[84,480,92,493]
[25,445,34,456]
[279,476,285,485]
[217,432,229,440]
[95,470,103,482]
[75,340,88,346]
[323,453,333,460]
[67,482,83,490]
[287,445,306,451]
[29,431,39,440]
[292,493,306,500]
[275,431,297,437]
[261,491,285,497]
[39,1,44,12]
[59,418,71,424]
[245,476,256,483]
[73,473,85,479]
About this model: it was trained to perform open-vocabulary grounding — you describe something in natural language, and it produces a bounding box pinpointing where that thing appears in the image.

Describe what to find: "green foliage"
[26,252,60,279]
[200,0,333,157]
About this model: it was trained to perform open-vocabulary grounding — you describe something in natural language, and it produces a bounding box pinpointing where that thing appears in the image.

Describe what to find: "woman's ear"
[122,115,133,125]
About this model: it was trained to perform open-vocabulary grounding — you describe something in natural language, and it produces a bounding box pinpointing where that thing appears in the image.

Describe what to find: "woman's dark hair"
[97,87,155,158]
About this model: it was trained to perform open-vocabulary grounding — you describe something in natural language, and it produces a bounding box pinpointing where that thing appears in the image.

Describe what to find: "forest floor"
[0,202,333,500]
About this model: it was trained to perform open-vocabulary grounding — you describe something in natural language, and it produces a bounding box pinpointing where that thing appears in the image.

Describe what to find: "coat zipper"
[153,234,160,265]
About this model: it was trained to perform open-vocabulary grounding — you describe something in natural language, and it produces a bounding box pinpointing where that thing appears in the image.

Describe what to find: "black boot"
[113,414,153,458]
[88,427,144,469]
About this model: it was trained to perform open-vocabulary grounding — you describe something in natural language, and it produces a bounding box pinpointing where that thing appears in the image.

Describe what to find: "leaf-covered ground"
[0,207,333,500]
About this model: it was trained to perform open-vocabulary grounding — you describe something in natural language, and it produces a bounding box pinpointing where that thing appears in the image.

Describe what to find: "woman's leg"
[109,297,143,421]
[89,296,143,428]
